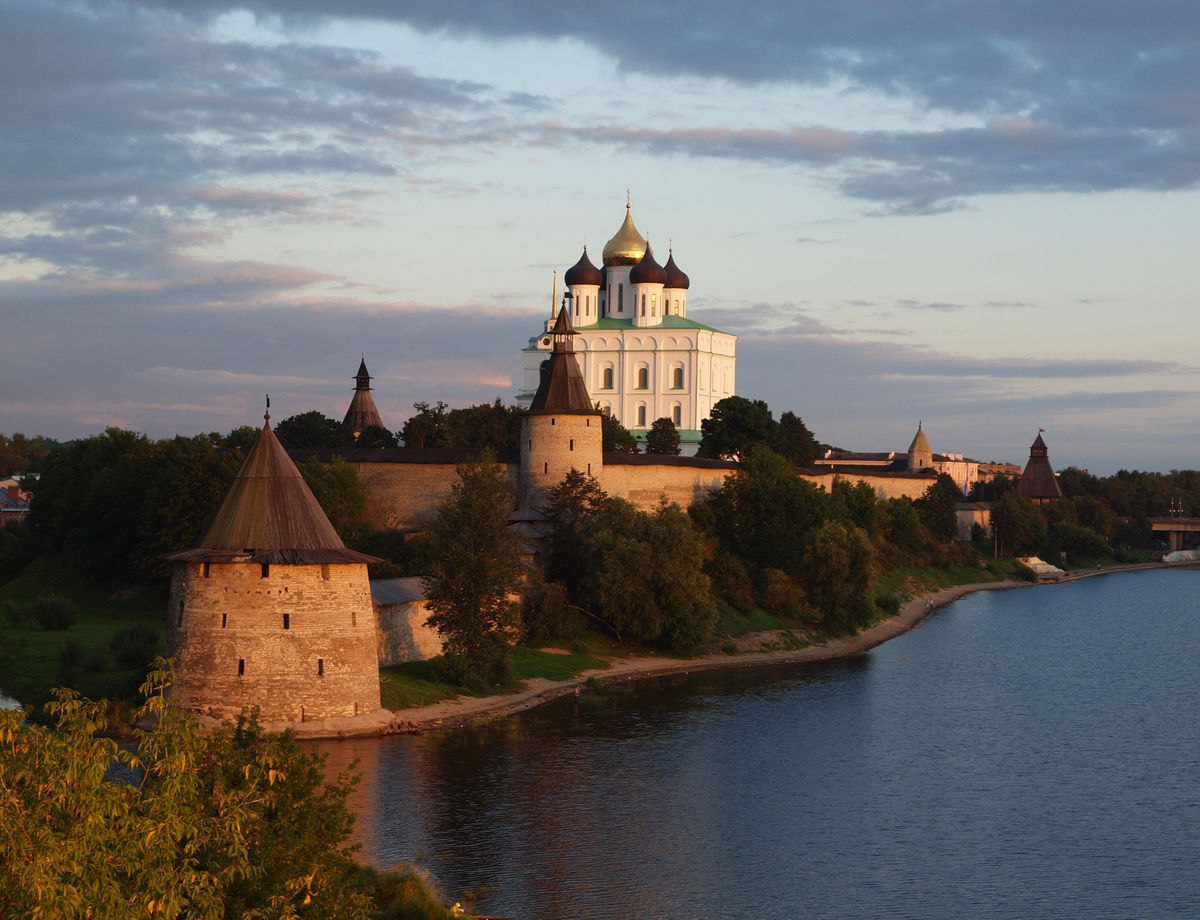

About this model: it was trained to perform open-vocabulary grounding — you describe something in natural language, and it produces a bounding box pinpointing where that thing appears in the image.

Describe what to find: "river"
[314,569,1200,918]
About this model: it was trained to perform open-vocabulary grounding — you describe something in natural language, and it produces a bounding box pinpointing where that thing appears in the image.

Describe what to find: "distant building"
[814,422,1021,496]
[517,201,737,454]
[166,411,386,729]
[955,501,994,541]
[1015,431,1064,503]
[0,481,30,527]
[342,358,384,439]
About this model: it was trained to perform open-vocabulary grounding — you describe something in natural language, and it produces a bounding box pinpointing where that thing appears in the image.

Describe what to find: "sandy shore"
[294,561,1180,740]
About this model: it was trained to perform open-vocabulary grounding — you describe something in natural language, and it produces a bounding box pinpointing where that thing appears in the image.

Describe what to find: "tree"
[299,458,370,546]
[774,411,820,467]
[273,411,349,449]
[830,478,881,536]
[400,401,450,449]
[915,473,962,543]
[697,396,776,460]
[354,424,397,448]
[804,521,876,633]
[577,499,716,653]
[0,663,456,919]
[645,417,681,456]
[884,497,927,558]
[224,425,260,453]
[992,493,1047,556]
[691,446,830,577]
[421,454,524,688]
[601,412,638,453]
[543,469,609,598]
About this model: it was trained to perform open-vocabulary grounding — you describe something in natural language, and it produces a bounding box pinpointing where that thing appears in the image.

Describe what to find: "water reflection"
[314,571,1200,918]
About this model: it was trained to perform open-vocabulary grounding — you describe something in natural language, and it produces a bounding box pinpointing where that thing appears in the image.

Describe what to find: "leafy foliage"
[775,411,820,467]
[697,396,776,460]
[354,425,398,448]
[299,458,370,546]
[24,592,79,630]
[400,399,521,452]
[992,493,1048,556]
[0,432,58,477]
[109,621,161,670]
[0,662,454,918]
[645,417,681,456]
[915,473,962,542]
[274,411,351,449]
[803,521,876,632]
[601,412,638,453]
[421,454,524,688]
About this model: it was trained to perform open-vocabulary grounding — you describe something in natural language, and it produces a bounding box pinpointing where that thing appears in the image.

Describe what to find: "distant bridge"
[1149,518,1200,552]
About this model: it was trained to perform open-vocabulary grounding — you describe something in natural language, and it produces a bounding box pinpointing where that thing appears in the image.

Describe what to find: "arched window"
[617,284,624,312]
[637,366,649,389]
[637,404,647,426]
[651,294,657,316]
[603,367,614,389]
[640,294,646,316]
[672,366,684,389]
[673,404,682,425]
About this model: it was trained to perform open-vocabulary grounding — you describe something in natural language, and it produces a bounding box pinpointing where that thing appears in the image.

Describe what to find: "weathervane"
[265,393,270,424]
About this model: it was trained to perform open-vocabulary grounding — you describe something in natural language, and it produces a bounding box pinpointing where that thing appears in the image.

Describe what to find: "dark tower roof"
[527,303,598,415]
[629,243,667,285]
[563,246,603,287]
[343,358,384,434]
[1016,431,1063,500]
[663,249,690,290]
[166,414,379,565]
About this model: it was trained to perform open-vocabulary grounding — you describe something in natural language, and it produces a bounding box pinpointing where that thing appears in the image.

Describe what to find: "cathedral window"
[637,367,649,389]
[673,405,682,425]
[651,294,657,316]
[603,367,614,389]
[672,367,684,389]
[640,294,646,316]
[618,284,623,312]
[637,405,647,426]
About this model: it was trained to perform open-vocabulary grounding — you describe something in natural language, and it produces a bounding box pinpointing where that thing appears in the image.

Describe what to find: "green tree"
[774,411,820,467]
[299,458,370,546]
[645,417,681,456]
[421,455,524,688]
[354,424,398,448]
[804,520,876,633]
[883,497,927,558]
[992,493,1048,556]
[224,425,261,453]
[601,412,638,453]
[577,499,716,653]
[400,401,450,449]
[543,469,609,599]
[697,396,776,460]
[830,478,880,536]
[0,663,455,919]
[274,411,349,449]
[691,447,830,577]
[915,473,962,543]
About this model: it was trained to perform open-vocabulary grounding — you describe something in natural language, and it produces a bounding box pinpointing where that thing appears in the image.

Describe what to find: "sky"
[2,0,1198,474]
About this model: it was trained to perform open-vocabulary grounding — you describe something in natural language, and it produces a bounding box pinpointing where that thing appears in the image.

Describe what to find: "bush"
[0,598,27,627]
[110,622,160,670]
[875,592,901,616]
[705,554,756,613]
[59,639,83,670]
[522,578,585,643]
[27,593,79,630]
[83,648,108,672]
[757,568,807,617]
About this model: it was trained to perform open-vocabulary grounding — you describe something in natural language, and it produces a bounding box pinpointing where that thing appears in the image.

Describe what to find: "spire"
[1016,430,1063,500]
[166,413,380,565]
[343,357,384,436]
[528,297,597,414]
[551,268,558,319]
[907,421,933,470]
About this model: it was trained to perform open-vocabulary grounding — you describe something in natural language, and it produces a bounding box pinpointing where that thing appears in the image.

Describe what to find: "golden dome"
[601,204,648,267]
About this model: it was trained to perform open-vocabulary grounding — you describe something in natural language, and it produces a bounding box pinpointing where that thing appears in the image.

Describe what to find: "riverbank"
[362,560,1182,738]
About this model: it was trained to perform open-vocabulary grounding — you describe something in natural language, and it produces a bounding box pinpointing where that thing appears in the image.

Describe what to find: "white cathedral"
[517,202,738,452]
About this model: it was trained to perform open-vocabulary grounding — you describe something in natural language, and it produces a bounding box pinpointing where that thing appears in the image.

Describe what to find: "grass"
[715,605,788,638]
[380,645,609,711]
[874,562,1008,604]
[0,560,166,708]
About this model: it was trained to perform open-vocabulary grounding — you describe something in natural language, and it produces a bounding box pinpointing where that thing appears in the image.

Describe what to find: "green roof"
[588,315,726,333]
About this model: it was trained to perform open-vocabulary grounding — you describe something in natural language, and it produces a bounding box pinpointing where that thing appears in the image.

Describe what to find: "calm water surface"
[315,570,1200,918]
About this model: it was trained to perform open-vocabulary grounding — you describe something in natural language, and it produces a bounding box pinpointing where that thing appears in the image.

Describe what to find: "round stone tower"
[165,410,384,725]
[520,298,603,507]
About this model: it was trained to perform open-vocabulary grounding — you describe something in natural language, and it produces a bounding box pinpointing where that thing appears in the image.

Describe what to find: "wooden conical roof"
[528,308,598,415]
[1016,431,1063,500]
[167,419,379,565]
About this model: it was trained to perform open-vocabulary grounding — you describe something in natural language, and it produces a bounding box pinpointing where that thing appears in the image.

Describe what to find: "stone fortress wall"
[168,560,381,722]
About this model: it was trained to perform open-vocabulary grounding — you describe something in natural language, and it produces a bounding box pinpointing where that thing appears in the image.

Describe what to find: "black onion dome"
[663,250,690,289]
[563,247,602,287]
[629,243,667,285]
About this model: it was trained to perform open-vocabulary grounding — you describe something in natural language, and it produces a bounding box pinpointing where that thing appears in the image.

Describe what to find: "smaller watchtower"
[342,357,384,440]
[907,421,934,471]
[520,296,602,507]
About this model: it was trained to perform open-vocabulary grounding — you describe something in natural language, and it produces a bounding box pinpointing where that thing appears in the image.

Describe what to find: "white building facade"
[517,203,737,452]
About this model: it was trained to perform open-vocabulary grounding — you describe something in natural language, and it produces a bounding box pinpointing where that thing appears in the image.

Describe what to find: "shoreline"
[289,560,1182,740]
